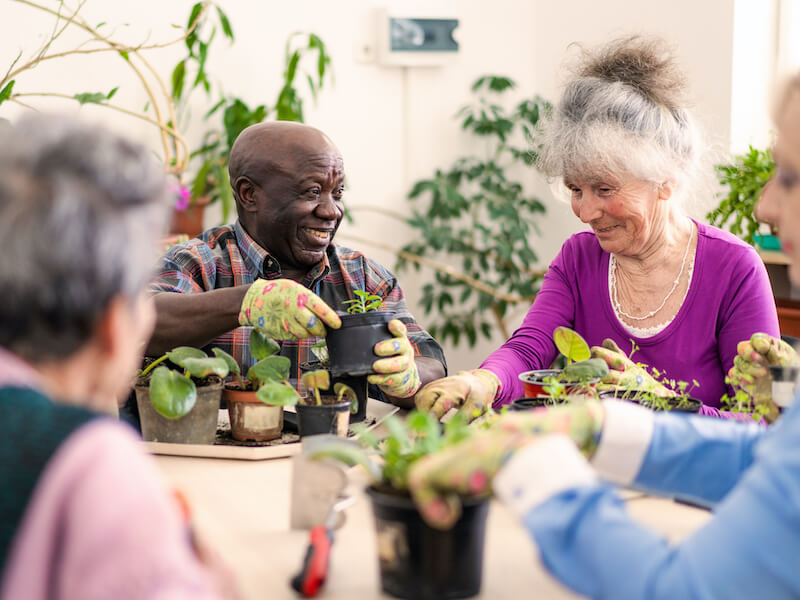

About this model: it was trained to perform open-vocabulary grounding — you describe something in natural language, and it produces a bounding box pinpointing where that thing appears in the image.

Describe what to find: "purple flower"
[169,181,192,211]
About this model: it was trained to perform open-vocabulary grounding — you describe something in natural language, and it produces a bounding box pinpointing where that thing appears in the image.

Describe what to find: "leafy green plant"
[304,410,472,491]
[243,330,300,407]
[139,346,231,419]
[707,146,775,246]
[395,76,551,347]
[300,369,357,413]
[342,290,384,314]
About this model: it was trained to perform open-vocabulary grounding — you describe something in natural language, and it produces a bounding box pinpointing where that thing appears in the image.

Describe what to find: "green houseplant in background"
[394,76,551,347]
[706,146,775,247]
[171,3,334,224]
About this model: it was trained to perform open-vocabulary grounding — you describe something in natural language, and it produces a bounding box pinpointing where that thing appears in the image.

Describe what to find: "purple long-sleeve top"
[481,222,779,413]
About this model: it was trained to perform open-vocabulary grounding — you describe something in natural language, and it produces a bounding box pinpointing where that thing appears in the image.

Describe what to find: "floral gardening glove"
[368,319,421,399]
[728,333,799,417]
[591,338,675,396]
[408,400,605,529]
[238,279,341,341]
[414,369,500,422]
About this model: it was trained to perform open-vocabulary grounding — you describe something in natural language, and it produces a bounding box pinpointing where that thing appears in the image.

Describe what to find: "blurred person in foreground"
[407,68,800,600]
[0,115,236,599]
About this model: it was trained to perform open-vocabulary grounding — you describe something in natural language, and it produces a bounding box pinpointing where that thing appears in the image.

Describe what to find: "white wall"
[0,0,777,372]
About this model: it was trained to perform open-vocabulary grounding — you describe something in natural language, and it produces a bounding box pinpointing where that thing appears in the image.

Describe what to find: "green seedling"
[342,289,384,314]
[300,369,357,413]
[246,329,299,407]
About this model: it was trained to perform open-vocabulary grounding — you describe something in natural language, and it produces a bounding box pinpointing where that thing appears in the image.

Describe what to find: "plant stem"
[140,354,168,377]
[314,388,321,406]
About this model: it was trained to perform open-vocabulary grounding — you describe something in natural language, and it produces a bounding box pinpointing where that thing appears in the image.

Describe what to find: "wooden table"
[154,452,712,599]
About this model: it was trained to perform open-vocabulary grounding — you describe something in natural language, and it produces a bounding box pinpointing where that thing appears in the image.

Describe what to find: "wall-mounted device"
[376,10,459,67]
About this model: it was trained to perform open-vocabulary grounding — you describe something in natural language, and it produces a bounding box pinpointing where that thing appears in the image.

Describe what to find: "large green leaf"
[553,326,591,363]
[256,380,299,406]
[249,329,279,360]
[166,346,207,367]
[248,355,291,384]
[180,356,229,379]
[212,348,240,377]
[149,367,197,419]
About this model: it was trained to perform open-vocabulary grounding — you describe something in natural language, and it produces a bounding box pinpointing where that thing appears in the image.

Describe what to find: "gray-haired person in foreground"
[0,115,236,599]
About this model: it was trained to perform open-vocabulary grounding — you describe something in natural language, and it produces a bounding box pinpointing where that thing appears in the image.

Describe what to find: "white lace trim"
[608,256,695,338]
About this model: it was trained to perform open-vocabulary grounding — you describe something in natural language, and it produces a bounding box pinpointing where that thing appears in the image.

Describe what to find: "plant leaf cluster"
[397,76,551,347]
[706,146,775,246]
[305,410,472,491]
[247,330,299,407]
[300,369,357,412]
[342,289,384,314]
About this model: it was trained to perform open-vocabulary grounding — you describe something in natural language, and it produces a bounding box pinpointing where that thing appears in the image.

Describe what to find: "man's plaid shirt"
[150,221,446,387]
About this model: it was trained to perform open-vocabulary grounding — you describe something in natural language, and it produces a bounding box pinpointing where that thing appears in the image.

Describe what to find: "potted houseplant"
[222,331,300,442]
[135,346,230,444]
[305,411,489,600]
[515,327,607,407]
[296,369,356,437]
[299,340,369,423]
[325,290,395,378]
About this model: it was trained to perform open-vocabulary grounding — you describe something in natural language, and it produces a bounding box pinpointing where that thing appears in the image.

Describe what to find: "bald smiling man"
[147,121,446,408]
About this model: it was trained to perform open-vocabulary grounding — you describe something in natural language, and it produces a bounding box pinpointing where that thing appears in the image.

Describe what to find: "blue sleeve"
[520,406,800,599]
[631,413,763,507]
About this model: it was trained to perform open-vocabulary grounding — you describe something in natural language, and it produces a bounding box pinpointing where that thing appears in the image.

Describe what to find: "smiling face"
[233,124,345,275]
[566,172,670,257]
[758,86,800,285]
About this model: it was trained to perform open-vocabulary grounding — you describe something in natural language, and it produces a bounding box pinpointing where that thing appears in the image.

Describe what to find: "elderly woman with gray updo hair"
[416,36,779,420]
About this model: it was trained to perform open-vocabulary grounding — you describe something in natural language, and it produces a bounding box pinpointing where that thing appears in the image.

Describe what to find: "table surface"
[153,450,712,600]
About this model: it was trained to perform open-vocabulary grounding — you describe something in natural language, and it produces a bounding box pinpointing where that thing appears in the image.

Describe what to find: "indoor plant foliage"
[135,346,231,444]
[297,369,356,437]
[223,330,300,441]
[706,146,775,247]
[305,412,487,600]
[395,76,551,347]
[301,340,370,423]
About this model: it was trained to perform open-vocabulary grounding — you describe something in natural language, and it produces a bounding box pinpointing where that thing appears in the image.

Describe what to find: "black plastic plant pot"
[299,361,369,423]
[295,398,351,437]
[366,486,489,600]
[510,397,570,411]
[598,391,702,413]
[326,311,395,377]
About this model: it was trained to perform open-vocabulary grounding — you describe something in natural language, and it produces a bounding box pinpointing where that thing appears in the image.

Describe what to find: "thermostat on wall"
[376,10,459,66]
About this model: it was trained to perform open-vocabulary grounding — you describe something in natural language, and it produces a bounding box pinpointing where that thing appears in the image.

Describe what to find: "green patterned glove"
[367,319,421,399]
[238,279,341,340]
[591,338,675,396]
[414,369,500,422]
[407,400,605,529]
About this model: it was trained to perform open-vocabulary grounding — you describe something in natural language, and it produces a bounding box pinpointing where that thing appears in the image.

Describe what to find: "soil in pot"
[518,369,599,398]
[135,375,223,444]
[224,382,283,442]
[367,485,489,600]
[510,397,571,411]
[326,311,395,377]
[295,395,351,437]
[299,360,368,423]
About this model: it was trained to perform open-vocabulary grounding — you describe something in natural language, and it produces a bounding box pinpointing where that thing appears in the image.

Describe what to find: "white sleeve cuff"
[591,399,655,485]
[494,434,597,518]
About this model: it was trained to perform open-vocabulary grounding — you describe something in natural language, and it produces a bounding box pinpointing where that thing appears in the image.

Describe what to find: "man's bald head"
[228,121,340,196]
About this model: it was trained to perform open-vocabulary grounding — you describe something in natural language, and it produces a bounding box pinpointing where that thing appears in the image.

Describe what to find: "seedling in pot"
[342,289,384,314]
[301,369,358,413]
[245,330,300,407]
[139,346,231,419]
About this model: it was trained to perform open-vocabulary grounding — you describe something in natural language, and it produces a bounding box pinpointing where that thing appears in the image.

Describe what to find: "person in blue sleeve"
[406,65,800,600]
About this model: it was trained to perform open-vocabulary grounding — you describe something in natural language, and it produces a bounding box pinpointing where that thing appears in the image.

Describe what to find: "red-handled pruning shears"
[290,496,354,597]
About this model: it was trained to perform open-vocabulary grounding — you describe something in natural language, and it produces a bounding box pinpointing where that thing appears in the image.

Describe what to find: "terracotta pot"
[518,369,599,398]
[224,383,284,442]
[135,377,222,444]
[170,196,211,238]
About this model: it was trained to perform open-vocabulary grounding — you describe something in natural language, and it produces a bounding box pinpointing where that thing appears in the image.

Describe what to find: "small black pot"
[598,391,702,413]
[326,311,395,377]
[295,399,351,437]
[510,397,570,411]
[367,486,489,600]
[299,361,368,423]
